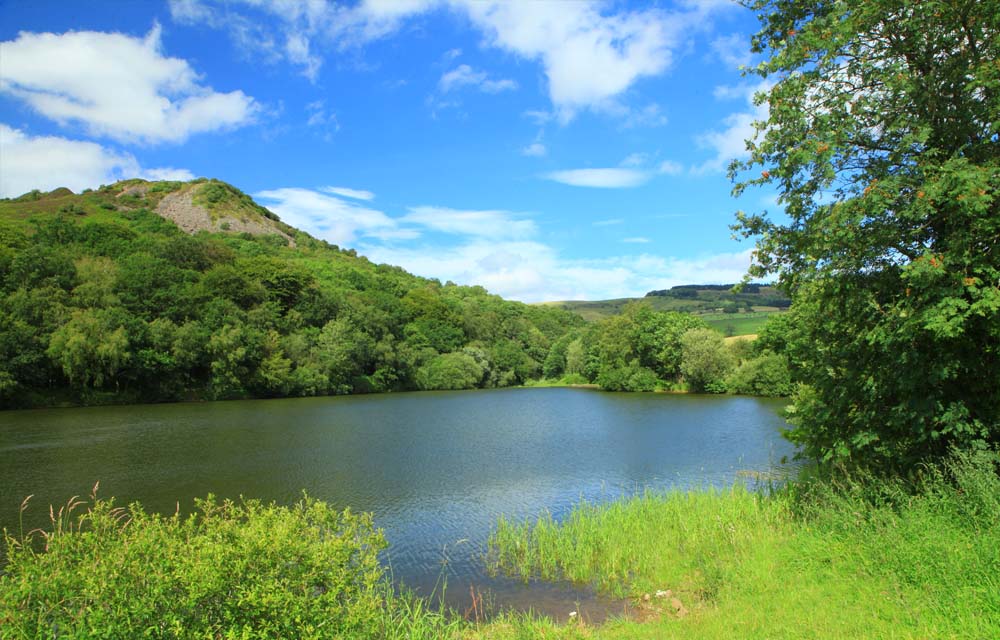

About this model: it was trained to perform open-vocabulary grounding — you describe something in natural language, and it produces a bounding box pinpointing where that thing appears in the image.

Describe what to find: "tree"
[680,328,735,393]
[415,352,485,390]
[734,1,1000,467]
[47,308,133,390]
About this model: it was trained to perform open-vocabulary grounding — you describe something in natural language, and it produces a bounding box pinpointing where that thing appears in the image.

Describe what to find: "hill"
[0,180,584,408]
[540,285,789,335]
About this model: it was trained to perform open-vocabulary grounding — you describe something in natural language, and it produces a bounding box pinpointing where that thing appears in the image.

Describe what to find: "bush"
[726,352,794,397]
[1,494,394,638]
[596,362,659,391]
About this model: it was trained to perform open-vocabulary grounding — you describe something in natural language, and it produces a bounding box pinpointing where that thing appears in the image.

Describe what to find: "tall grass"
[486,450,1000,638]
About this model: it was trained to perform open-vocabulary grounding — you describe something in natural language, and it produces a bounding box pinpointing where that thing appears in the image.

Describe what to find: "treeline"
[0,186,584,408]
[537,302,793,396]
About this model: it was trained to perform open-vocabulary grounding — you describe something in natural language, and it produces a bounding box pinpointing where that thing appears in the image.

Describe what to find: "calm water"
[0,388,794,620]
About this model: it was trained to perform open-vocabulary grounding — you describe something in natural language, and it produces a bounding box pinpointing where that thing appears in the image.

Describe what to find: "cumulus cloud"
[439,64,517,94]
[254,187,405,246]
[246,183,753,302]
[362,239,755,302]
[0,124,193,198]
[171,0,733,121]
[456,1,681,121]
[0,25,258,144]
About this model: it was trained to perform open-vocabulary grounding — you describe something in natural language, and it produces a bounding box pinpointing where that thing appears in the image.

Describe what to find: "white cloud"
[254,187,403,246]
[402,206,536,239]
[546,153,685,188]
[694,81,771,174]
[140,167,196,182]
[362,238,755,302]
[244,183,753,302]
[623,237,651,244]
[322,186,375,201]
[545,168,651,188]
[521,142,547,157]
[170,0,433,78]
[593,218,624,226]
[456,1,683,122]
[172,0,733,122]
[0,124,192,198]
[710,33,751,69]
[439,64,517,94]
[0,26,258,144]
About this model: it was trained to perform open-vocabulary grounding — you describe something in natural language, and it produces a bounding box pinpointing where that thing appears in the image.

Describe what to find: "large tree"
[734,0,1000,468]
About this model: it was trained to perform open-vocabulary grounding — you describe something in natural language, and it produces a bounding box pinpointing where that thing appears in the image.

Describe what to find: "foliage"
[732,0,1000,468]
[679,328,735,393]
[415,351,486,390]
[0,493,461,639]
[726,352,793,397]
[0,181,585,408]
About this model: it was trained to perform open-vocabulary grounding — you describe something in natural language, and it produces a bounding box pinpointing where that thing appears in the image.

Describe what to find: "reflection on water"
[0,387,794,618]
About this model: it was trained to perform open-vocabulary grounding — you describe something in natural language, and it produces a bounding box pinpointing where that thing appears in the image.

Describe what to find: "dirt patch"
[155,189,294,246]
[117,184,149,198]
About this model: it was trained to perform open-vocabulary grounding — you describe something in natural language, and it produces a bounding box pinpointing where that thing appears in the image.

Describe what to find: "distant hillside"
[0,180,584,408]
[543,285,790,322]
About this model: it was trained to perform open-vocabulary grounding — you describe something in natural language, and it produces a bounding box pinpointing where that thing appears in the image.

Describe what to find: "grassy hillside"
[0,180,584,408]
[541,286,789,336]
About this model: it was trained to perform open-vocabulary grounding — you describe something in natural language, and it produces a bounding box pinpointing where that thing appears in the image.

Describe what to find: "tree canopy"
[734,0,1000,468]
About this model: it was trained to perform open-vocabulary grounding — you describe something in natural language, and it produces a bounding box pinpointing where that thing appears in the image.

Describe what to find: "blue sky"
[0,0,778,302]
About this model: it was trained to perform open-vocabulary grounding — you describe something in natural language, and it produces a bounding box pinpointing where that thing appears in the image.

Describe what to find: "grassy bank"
[3,454,997,638]
[484,451,1000,639]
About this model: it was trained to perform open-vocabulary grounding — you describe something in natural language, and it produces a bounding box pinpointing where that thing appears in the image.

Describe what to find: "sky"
[0,0,779,302]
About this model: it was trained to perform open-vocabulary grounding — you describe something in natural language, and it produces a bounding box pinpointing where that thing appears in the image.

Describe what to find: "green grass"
[700,312,776,336]
[483,451,1000,639]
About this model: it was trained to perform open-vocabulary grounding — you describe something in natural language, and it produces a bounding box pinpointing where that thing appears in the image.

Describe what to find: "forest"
[0,179,790,409]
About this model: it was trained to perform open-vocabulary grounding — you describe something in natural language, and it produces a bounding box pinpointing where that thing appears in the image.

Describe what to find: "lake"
[0,388,794,619]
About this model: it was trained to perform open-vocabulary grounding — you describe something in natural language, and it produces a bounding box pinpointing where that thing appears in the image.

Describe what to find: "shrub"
[1,494,392,638]
[726,352,794,397]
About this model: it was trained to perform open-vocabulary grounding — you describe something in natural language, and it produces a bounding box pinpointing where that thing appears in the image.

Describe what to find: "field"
[539,286,788,336]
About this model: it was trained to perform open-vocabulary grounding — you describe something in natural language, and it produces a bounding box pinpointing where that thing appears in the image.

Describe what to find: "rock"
[655,589,671,599]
